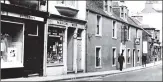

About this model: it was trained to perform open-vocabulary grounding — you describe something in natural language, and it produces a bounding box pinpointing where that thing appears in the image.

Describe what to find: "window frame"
[1,20,25,69]
[112,20,117,39]
[112,47,116,66]
[127,48,131,64]
[95,46,102,68]
[28,24,39,36]
[95,14,102,36]
[56,0,77,9]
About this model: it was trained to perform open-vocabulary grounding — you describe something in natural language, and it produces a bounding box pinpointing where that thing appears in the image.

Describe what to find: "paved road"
[64,65,162,81]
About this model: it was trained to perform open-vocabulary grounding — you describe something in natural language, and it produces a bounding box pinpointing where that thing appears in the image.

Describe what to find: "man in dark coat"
[142,54,147,67]
[118,52,125,71]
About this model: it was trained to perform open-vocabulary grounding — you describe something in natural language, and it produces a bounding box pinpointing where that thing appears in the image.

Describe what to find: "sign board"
[143,41,148,53]
[48,19,77,27]
[135,38,140,45]
[1,11,44,22]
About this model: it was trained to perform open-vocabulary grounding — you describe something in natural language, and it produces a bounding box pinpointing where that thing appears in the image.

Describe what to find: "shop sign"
[1,11,44,22]
[135,38,140,45]
[48,19,77,27]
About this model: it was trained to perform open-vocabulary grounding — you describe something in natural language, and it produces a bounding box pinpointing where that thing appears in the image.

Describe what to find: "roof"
[86,1,142,30]
[127,17,143,29]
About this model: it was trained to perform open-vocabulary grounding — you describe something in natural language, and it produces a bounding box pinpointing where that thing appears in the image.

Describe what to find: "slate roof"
[86,1,143,30]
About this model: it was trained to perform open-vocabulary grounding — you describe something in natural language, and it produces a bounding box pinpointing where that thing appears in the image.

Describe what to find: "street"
[64,64,162,81]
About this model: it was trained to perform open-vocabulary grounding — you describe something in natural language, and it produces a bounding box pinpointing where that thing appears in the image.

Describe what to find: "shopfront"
[1,3,48,79]
[43,14,86,76]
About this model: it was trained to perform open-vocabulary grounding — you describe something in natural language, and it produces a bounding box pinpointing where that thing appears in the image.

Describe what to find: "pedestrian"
[142,54,147,67]
[118,51,125,71]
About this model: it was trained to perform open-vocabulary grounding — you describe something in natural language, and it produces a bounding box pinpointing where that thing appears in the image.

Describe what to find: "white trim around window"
[127,48,131,64]
[95,46,102,68]
[112,20,117,39]
[112,47,117,67]
[95,14,102,37]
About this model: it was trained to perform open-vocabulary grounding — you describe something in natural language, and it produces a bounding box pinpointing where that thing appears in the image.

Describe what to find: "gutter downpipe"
[85,9,89,73]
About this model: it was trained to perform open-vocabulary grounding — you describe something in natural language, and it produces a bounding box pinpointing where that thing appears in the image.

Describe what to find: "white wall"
[40,1,86,20]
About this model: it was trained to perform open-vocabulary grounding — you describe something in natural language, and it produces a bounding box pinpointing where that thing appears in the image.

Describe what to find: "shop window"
[1,21,24,69]
[95,46,101,67]
[47,27,64,66]
[127,49,131,64]
[112,48,116,66]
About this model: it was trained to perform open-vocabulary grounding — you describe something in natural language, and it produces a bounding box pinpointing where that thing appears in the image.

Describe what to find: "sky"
[125,1,162,44]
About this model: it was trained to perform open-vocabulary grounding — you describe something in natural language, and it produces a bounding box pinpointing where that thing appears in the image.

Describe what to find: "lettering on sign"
[1,11,44,22]
[48,19,77,27]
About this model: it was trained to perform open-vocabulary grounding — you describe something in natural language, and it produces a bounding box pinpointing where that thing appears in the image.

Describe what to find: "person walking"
[118,52,125,71]
[142,54,147,67]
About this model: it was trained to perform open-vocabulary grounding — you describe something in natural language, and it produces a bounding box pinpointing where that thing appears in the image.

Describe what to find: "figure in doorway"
[118,51,125,71]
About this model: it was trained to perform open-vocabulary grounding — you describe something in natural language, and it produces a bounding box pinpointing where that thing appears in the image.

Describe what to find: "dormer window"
[121,7,124,17]
[104,0,108,12]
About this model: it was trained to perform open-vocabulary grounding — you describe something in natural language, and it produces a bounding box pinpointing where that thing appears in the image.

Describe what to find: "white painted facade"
[41,1,87,76]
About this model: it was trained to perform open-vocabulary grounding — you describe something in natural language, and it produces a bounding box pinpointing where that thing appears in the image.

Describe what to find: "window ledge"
[95,34,102,37]
[95,66,102,69]
[112,65,116,67]
[127,63,131,64]
[112,37,117,40]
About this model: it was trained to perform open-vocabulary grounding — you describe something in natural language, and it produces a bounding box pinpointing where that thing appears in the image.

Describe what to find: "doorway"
[133,49,135,67]
[67,27,75,73]
[77,29,83,72]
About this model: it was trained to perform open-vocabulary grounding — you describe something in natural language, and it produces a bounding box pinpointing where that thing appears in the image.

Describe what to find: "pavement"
[1,60,162,81]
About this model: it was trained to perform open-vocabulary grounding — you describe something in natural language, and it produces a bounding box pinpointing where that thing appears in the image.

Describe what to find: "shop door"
[77,39,82,71]
[24,22,44,76]
[67,28,75,72]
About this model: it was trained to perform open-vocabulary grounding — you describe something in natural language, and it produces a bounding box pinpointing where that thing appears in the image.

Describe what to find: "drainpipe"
[85,10,89,73]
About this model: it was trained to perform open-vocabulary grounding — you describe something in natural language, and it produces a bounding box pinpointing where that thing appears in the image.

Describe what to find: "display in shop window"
[1,21,24,68]
[47,27,64,66]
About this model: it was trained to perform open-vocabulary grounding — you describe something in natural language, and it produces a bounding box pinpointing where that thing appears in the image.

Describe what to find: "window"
[121,7,124,17]
[127,49,131,64]
[95,46,101,67]
[112,48,116,66]
[127,26,130,40]
[112,21,117,38]
[57,0,76,8]
[96,15,102,36]
[28,23,39,36]
[1,21,24,69]
[109,6,112,12]
[137,50,140,63]
[104,0,108,12]
[47,27,64,66]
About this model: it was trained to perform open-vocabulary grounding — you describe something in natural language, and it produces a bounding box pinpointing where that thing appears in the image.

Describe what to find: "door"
[67,28,75,72]
[77,39,82,71]
[133,49,135,67]
[122,49,126,68]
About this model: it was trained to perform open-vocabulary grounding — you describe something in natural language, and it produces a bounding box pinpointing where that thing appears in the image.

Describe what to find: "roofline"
[86,9,143,30]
